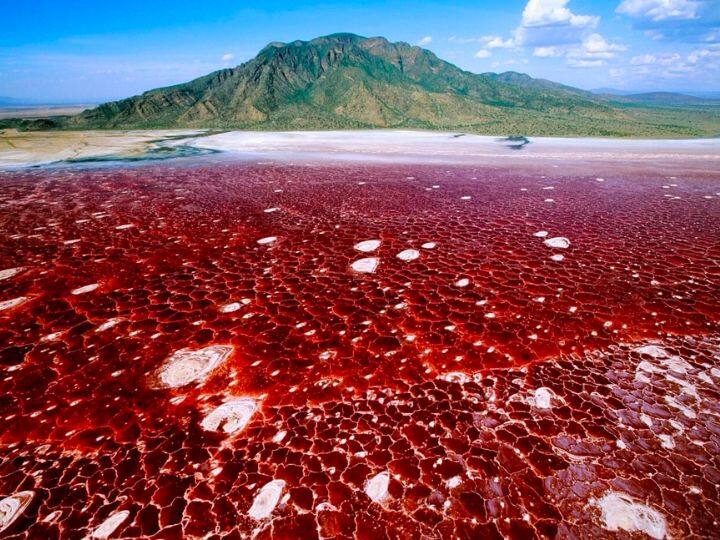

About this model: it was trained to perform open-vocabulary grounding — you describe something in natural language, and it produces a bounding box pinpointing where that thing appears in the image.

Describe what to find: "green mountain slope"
[70,33,720,137]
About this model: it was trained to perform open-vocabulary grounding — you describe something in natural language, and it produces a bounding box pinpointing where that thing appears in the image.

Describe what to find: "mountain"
[64,33,720,137]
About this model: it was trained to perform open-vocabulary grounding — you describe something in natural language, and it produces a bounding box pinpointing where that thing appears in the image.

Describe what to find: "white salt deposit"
[534,231,549,238]
[0,267,24,281]
[440,372,470,384]
[89,510,130,539]
[115,224,134,230]
[257,236,277,245]
[157,345,233,388]
[634,345,669,358]
[72,283,99,295]
[421,242,437,249]
[550,254,565,262]
[0,491,34,533]
[351,257,379,273]
[354,239,381,252]
[220,302,241,313]
[446,476,463,489]
[248,480,286,520]
[591,491,666,539]
[264,207,280,213]
[455,278,470,287]
[96,318,121,332]
[544,237,570,249]
[531,387,554,409]
[201,398,258,434]
[364,472,390,503]
[396,249,420,261]
[0,297,27,311]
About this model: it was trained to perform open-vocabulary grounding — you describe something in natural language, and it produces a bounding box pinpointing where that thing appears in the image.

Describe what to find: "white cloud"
[475,49,492,58]
[514,0,600,47]
[533,46,564,57]
[482,35,516,48]
[418,36,433,46]
[567,58,606,68]
[521,0,599,28]
[631,53,658,65]
[578,33,627,59]
[221,53,234,62]
[617,0,701,22]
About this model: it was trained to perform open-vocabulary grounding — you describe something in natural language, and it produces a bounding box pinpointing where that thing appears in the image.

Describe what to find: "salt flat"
[182,129,720,166]
[2,129,719,170]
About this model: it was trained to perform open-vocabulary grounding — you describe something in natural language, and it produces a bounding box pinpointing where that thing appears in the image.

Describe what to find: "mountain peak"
[69,34,720,137]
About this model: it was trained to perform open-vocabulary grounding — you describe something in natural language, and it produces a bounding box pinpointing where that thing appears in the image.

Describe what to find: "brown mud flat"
[0,159,718,538]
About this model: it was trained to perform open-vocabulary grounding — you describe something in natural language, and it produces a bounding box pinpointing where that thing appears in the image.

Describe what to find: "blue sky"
[1,0,718,102]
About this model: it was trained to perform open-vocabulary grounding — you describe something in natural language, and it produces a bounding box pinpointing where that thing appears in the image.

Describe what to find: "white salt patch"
[0,491,34,533]
[658,434,675,449]
[550,254,565,262]
[201,398,257,434]
[0,267,24,281]
[115,224,134,230]
[544,237,570,249]
[72,283,99,295]
[396,249,420,261]
[634,345,669,358]
[220,302,241,313]
[0,297,27,311]
[440,372,470,384]
[89,510,129,539]
[157,345,233,388]
[455,278,470,287]
[96,318,121,332]
[460,196,472,200]
[421,242,436,249]
[354,240,381,253]
[534,231,549,238]
[592,491,666,539]
[273,430,287,443]
[248,480,286,520]
[364,472,390,503]
[532,387,554,409]
[351,257,379,274]
[257,236,277,245]
[446,476,463,489]
[264,207,280,213]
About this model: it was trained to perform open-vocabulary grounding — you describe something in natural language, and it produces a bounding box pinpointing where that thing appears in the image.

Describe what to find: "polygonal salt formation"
[544,237,570,249]
[0,491,34,533]
[592,491,666,539]
[156,345,233,388]
[88,510,129,539]
[351,257,379,273]
[201,398,258,434]
[364,472,390,503]
[248,480,286,520]
[396,249,420,261]
[354,239,381,252]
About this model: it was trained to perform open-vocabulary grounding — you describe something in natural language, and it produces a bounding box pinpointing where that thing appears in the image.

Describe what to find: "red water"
[0,160,719,538]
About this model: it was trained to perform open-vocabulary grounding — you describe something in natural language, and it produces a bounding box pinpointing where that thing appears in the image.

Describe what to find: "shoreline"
[2,128,720,171]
